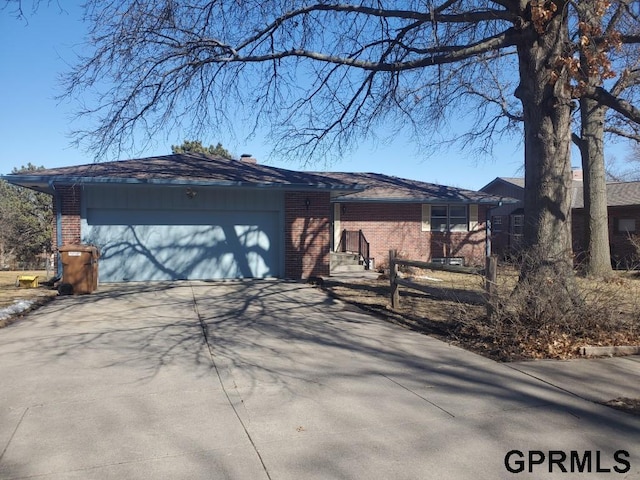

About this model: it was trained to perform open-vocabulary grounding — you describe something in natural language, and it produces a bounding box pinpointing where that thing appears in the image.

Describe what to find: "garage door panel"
[83,209,280,282]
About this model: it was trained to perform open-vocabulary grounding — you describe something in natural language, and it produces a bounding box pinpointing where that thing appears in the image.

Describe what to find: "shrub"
[457,255,640,360]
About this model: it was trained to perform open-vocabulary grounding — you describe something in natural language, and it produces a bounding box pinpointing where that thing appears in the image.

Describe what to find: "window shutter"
[469,204,479,231]
[421,204,431,231]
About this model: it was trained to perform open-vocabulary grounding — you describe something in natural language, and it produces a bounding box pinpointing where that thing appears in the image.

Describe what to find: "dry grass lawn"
[324,266,640,361]
[0,271,58,325]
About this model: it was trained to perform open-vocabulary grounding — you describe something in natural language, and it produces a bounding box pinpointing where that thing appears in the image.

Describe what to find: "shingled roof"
[319,172,503,204]
[490,177,525,189]
[3,153,505,204]
[572,181,640,209]
[482,174,640,209]
[3,153,360,194]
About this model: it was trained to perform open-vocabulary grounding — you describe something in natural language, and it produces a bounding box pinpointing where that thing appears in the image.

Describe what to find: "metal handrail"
[359,230,370,270]
[340,229,370,270]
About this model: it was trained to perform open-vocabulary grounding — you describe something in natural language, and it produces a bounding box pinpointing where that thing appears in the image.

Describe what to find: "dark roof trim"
[331,197,508,205]
[2,175,361,195]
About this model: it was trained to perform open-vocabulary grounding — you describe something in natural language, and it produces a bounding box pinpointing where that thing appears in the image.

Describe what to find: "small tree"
[171,140,234,158]
[0,164,53,268]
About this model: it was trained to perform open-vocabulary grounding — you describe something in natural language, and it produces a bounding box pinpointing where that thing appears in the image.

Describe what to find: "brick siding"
[284,191,331,278]
[337,203,488,268]
[51,185,490,278]
[51,185,82,276]
[52,185,82,250]
[573,206,640,267]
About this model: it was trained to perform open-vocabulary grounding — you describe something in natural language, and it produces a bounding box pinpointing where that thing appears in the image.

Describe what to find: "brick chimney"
[240,153,257,164]
[572,168,583,181]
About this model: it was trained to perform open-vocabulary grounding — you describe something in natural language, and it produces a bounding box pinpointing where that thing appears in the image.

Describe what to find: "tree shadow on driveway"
[1,280,639,479]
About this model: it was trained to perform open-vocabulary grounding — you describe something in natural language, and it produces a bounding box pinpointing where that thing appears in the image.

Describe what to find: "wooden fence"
[388,250,497,309]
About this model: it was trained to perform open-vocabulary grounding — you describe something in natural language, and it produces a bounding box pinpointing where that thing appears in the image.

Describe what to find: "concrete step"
[331,264,366,273]
[330,252,362,270]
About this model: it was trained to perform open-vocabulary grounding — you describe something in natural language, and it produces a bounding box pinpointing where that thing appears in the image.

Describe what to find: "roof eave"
[2,175,361,193]
[331,197,506,204]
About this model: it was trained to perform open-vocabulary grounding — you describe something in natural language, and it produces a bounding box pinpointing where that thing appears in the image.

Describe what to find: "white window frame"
[430,205,450,232]
[449,205,468,232]
[423,204,470,233]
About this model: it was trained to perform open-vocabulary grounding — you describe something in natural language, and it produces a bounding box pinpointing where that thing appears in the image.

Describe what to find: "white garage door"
[81,186,283,282]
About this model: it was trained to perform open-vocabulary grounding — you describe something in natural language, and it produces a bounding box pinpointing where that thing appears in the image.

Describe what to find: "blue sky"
[1,4,635,190]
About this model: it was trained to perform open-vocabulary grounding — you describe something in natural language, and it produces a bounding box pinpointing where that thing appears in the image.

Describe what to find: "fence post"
[485,255,498,316]
[389,249,399,309]
[484,255,498,294]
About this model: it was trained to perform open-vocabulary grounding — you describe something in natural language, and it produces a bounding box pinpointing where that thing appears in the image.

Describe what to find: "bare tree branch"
[234,29,519,70]
[604,126,640,142]
[584,86,640,123]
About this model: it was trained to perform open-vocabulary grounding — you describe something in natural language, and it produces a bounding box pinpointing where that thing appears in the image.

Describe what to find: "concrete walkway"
[0,281,638,479]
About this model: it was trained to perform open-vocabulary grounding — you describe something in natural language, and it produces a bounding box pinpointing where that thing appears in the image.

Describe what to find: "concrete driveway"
[0,281,639,480]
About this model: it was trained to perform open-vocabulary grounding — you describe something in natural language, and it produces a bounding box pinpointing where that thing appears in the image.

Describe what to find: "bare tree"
[608,138,640,180]
[2,0,62,19]
[58,1,640,307]
[571,0,640,277]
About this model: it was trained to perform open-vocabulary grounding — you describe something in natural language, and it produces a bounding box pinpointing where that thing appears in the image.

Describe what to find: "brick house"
[480,172,640,267]
[321,172,502,269]
[3,153,502,283]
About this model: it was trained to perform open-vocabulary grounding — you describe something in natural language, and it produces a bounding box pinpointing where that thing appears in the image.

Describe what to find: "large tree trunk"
[576,0,614,278]
[580,97,613,277]
[514,3,577,302]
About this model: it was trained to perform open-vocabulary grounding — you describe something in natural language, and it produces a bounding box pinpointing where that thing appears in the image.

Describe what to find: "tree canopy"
[171,140,233,158]
[61,1,639,158]
[3,0,632,308]
[0,164,53,268]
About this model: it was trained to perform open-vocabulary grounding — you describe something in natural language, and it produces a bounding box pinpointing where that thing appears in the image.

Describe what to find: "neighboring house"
[481,171,640,267]
[477,176,526,256]
[3,153,503,283]
[572,181,640,267]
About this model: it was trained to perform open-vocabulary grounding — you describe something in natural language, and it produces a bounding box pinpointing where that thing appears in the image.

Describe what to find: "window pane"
[511,215,524,236]
[449,206,466,217]
[432,206,447,217]
[449,205,467,232]
[431,205,447,232]
[431,219,448,232]
[619,219,636,233]
[450,220,467,232]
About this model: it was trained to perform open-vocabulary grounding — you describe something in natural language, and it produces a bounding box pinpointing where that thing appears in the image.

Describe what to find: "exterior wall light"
[186,187,197,199]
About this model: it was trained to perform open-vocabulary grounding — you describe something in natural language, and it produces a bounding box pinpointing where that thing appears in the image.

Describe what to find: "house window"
[511,215,524,236]
[617,218,636,233]
[492,216,503,232]
[428,205,468,232]
[449,205,468,232]
[431,205,449,232]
